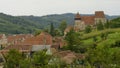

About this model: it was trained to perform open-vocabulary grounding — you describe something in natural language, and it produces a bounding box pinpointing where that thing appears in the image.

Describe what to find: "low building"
[7,34,33,45]
[53,50,85,64]
[0,34,7,49]
[52,37,66,49]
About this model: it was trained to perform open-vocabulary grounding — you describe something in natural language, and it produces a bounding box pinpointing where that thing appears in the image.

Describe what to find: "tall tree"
[85,25,92,33]
[59,20,67,35]
[50,23,55,36]
[65,29,81,52]
[104,20,110,29]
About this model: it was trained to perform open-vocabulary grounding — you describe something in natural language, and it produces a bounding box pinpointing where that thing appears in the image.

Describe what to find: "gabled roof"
[17,32,53,46]
[7,34,33,43]
[81,16,95,25]
[95,11,105,18]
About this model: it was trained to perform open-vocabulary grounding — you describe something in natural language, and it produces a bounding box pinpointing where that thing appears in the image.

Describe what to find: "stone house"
[0,34,7,49]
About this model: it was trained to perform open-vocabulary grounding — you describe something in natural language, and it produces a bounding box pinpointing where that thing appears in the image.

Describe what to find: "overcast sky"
[0,0,119,16]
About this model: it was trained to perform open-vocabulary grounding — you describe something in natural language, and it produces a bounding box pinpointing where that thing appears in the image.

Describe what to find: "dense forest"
[0,13,119,34]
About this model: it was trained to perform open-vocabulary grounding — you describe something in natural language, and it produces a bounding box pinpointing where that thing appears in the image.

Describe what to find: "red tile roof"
[52,37,66,48]
[0,45,32,53]
[54,50,86,64]
[17,32,53,46]
[95,11,105,18]
[81,16,95,25]
[7,34,33,43]
[54,50,85,64]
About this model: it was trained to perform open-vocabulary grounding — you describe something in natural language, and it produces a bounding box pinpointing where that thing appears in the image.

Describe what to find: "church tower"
[74,12,85,32]
[95,11,107,25]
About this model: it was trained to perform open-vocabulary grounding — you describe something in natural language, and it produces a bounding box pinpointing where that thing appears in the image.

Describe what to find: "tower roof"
[75,12,81,20]
[95,11,105,18]
[75,12,80,18]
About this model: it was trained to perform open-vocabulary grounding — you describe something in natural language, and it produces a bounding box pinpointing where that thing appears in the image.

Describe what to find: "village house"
[0,34,7,49]
[51,50,85,64]
[52,37,66,49]
[7,34,33,45]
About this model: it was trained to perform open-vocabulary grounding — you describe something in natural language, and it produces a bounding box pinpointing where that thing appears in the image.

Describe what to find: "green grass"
[82,36,102,45]
[81,31,120,49]
[96,32,120,48]
[81,28,120,40]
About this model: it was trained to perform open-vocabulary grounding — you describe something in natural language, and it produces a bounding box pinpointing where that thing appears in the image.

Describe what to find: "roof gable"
[81,16,95,25]
[95,11,105,18]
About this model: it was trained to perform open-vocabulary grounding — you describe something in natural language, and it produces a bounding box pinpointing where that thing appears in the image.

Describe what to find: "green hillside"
[19,13,74,28]
[0,13,41,34]
[0,13,119,34]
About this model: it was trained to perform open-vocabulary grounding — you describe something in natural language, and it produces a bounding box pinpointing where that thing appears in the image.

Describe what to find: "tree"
[32,49,51,67]
[5,49,22,68]
[104,20,110,29]
[50,23,55,36]
[93,36,97,42]
[85,25,92,33]
[19,59,31,68]
[87,41,120,68]
[96,21,104,30]
[109,17,120,28]
[54,29,61,36]
[64,29,81,52]
[59,21,67,35]
[100,33,108,40]
[34,30,41,36]
[87,46,111,68]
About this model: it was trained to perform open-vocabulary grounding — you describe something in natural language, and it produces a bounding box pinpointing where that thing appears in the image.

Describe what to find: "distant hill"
[0,13,42,34]
[20,13,120,28]
[0,13,119,34]
[19,13,75,28]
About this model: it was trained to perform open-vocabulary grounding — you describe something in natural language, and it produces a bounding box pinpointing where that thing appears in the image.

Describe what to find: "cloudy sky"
[0,0,119,16]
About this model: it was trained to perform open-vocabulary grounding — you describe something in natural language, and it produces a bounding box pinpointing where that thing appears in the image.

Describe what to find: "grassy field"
[81,28,120,49]
[81,28,120,40]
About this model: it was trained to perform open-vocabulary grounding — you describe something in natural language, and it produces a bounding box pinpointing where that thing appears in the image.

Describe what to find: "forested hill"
[19,13,75,28]
[0,13,41,34]
[20,13,120,28]
[0,13,119,34]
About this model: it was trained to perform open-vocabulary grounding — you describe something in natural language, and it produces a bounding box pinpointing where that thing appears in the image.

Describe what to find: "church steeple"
[75,12,81,20]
